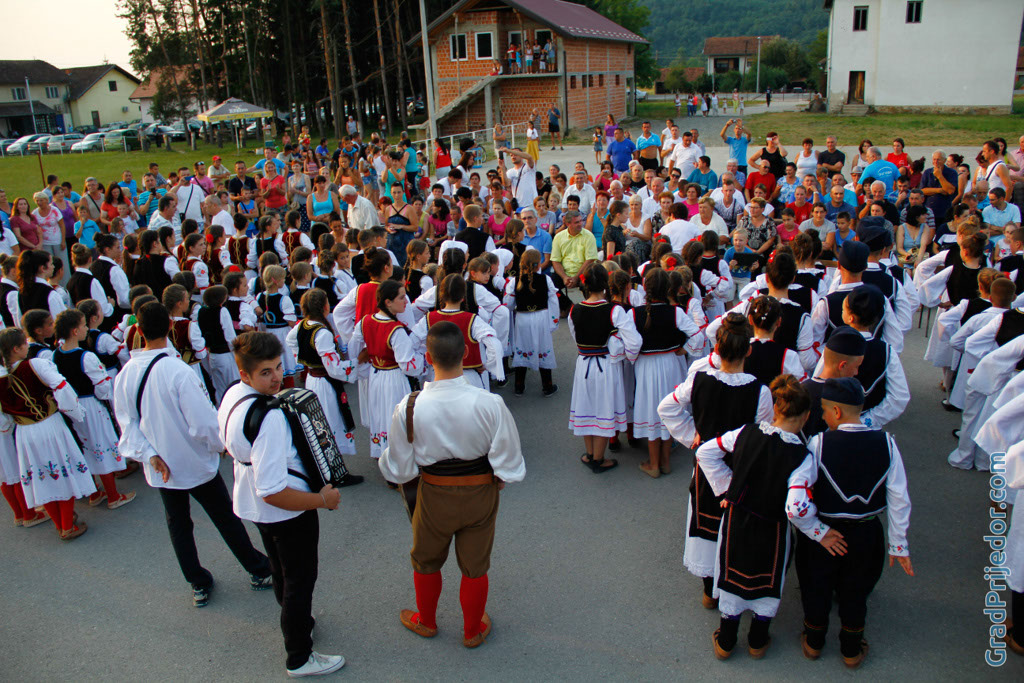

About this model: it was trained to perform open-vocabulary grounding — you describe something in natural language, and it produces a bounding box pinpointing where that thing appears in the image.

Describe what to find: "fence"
[0,133,152,158]
[409,121,534,171]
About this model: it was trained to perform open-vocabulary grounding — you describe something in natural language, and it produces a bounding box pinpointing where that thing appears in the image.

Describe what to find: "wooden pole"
[36,150,45,187]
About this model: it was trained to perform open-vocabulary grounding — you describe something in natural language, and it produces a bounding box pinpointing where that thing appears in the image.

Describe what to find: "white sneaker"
[287,652,346,678]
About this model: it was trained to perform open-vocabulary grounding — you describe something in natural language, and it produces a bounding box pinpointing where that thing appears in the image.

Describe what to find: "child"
[995,223,1016,263]
[632,268,703,478]
[0,254,19,328]
[236,187,258,236]
[777,207,800,246]
[181,233,210,300]
[53,309,135,509]
[256,265,298,384]
[78,298,127,381]
[568,264,642,473]
[695,375,812,660]
[204,225,230,286]
[404,239,432,302]
[791,231,829,299]
[122,233,140,285]
[22,309,55,360]
[699,230,733,319]
[606,269,639,451]
[833,212,855,254]
[334,247,396,344]
[196,285,240,403]
[348,279,422,459]
[0,326,95,540]
[122,294,158,354]
[285,289,361,470]
[289,262,314,311]
[74,205,100,249]
[246,215,289,273]
[175,220,200,265]
[227,214,252,270]
[724,229,756,304]
[282,209,315,256]
[66,244,109,318]
[786,377,912,668]
[502,249,558,396]
[161,284,209,385]
[118,203,139,235]
[133,229,179,299]
[249,251,281,300]
[48,257,71,310]
[313,250,342,311]
[744,295,806,386]
[658,313,773,608]
[593,127,603,166]
[225,271,258,333]
[333,247,357,299]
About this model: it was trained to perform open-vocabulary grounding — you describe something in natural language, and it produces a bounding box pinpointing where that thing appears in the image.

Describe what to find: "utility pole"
[418,0,436,140]
[756,36,762,94]
[25,77,37,133]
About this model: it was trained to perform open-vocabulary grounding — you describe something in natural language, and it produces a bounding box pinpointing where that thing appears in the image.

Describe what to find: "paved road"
[0,313,1020,680]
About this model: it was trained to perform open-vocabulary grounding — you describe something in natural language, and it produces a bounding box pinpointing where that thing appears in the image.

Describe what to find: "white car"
[46,133,85,153]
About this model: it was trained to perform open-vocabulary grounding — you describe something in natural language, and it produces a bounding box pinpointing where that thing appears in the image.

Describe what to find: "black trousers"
[550,271,571,315]
[638,156,659,172]
[256,510,320,670]
[158,472,270,588]
[795,517,885,635]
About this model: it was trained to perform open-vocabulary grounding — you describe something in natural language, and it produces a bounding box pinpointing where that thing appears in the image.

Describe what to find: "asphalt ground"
[0,308,1021,681]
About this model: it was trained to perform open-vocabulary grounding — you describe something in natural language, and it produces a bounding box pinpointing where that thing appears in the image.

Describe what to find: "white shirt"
[174,184,206,226]
[668,143,700,179]
[659,219,702,253]
[0,227,19,256]
[378,376,526,484]
[98,256,131,309]
[211,209,236,236]
[346,194,379,231]
[507,161,538,207]
[561,183,596,215]
[219,382,309,524]
[113,348,221,490]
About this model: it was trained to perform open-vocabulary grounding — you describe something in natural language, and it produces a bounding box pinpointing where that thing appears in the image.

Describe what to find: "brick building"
[413,0,646,137]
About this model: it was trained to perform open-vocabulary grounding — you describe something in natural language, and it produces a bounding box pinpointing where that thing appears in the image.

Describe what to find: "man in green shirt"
[551,209,597,290]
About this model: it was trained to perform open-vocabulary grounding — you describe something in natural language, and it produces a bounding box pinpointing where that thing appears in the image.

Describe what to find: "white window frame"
[45,86,59,99]
[11,87,26,101]
[449,33,468,61]
[475,31,494,60]
[508,31,522,48]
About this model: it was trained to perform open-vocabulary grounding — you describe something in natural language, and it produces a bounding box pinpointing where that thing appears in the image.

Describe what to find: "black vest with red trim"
[633,302,684,354]
[744,339,788,387]
[404,269,426,302]
[124,324,145,353]
[52,347,95,398]
[691,370,763,441]
[569,301,617,356]
[996,309,1024,347]
[361,314,407,370]
[426,309,482,369]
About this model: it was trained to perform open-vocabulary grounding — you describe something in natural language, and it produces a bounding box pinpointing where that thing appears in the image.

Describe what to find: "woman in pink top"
[10,197,40,249]
[486,199,511,246]
[593,162,615,193]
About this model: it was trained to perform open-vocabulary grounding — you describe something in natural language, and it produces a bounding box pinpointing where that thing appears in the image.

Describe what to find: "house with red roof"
[703,36,780,77]
[411,0,646,136]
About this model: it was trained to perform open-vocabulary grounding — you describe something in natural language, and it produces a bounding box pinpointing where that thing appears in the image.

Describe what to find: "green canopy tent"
[197,98,274,149]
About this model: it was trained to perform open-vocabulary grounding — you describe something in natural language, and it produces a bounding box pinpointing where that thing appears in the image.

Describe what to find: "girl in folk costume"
[174,220,199,266]
[110,284,153,344]
[792,231,829,300]
[568,264,642,473]
[348,280,423,458]
[22,309,56,361]
[410,248,509,345]
[0,427,49,527]
[288,262,314,313]
[313,250,343,314]
[121,233,140,286]
[404,239,432,303]
[333,247,398,345]
[77,299,127,383]
[668,265,709,363]
[224,271,258,333]
[286,288,358,459]
[410,274,504,389]
[281,209,315,258]
[333,247,357,300]
[52,309,136,509]
[161,284,209,385]
[744,295,806,387]
[246,215,289,273]
[681,241,732,319]
[1,254,21,329]
[607,268,640,452]
[503,249,559,396]
[170,271,200,319]
[203,225,230,287]
[132,229,178,300]
[17,249,67,320]
[695,375,813,660]
[196,285,240,403]
[699,230,734,319]
[248,251,282,300]
[658,313,774,608]
[256,265,298,385]
[226,213,252,275]
[943,271,1010,410]
[0,327,96,540]
[47,258,71,310]
[632,268,704,478]
[180,233,210,302]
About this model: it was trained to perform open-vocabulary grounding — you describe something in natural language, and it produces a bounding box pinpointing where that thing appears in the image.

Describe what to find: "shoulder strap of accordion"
[406,390,421,443]
[135,353,169,416]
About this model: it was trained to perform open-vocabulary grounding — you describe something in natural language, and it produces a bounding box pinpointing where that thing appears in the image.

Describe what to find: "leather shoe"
[400,609,437,638]
[463,612,491,648]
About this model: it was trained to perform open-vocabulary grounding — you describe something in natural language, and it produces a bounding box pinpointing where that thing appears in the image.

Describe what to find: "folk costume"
[410,308,504,390]
[502,270,559,392]
[257,290,298,378]
[196,300,240,403]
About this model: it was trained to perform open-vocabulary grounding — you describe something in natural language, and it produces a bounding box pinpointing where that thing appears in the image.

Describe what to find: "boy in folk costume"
[113,302,273,607]
[91,233,132,333]
[256,265,298,385]
[219,331,347,678]
[379,321,525,648]
[196,285,240,404]
[786,378,913,669]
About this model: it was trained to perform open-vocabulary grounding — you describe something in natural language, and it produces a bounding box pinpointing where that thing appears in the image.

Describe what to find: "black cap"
[856,217,893,251]
[825,326,867,356]
[822,377,865,406]
[839,240,869,273]
[846,284,886,328]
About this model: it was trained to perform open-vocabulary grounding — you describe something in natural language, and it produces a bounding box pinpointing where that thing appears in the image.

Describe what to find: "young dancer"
[132,230,179,300]
[257,265,298,384]
[196,285,240,403]
[0,326,95,539]
[66,245,114,326]
[52,309,135,509]
[658,313,773,608]
[568,264,642,472]
[348,280,423,459]
[17,249,67,319]
[607,268,639,451]
[22,309,55,360]
[161,284,208,384]
[787,377,912,668]
[743,295,806,387]
[113,301,273,607]
[0,254,21,329]
[289,263,314,311]
[281,209,315,256]
[404,239,432,302]
[179,233,209,300]
[313,251,342,312]
[502,249,559,396]
[247,215,289,272]
[204,225,230,286]
[224,271,258,333]
[695,375,812,659]
[632,268,703,478]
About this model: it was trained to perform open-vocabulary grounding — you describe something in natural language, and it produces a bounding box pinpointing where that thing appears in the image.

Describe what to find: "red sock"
[413,571,443,629]
[99,473,119,501]
[42,501,65,531]
[60,499,76,530]
[14,485,33,518]
[0,483,22,520]
[459,574,489,639]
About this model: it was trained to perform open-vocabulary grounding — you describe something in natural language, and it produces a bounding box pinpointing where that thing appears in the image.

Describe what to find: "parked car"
[143,124,187,142]
[6,134,51,154]
[70,132,107,152]
[0,138,18,153]
[101,129,143,151]
[629,88,648,101]
[46,133,85,153]
[98,121,126,133]
[74,125,98,135]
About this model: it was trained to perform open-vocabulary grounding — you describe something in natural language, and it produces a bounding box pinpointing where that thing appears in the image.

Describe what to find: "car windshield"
[84,133,103,141]
[15,135,41,143]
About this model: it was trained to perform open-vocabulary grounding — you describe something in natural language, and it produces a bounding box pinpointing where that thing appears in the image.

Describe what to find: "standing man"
[547,103,562,151]
[174,168,206,227]
[667,130,701,181]
[497,147,537,212]
[860,147,899,194]
[605,128,636,175]
[720,119,751,175]
[380,321,525,649]
[136,173,167,228]
[690,128,706,156]
[635,122,661,173]
[918,150,957,231]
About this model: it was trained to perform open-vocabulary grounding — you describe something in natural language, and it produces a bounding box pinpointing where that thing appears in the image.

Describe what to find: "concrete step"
[840,104,869,116]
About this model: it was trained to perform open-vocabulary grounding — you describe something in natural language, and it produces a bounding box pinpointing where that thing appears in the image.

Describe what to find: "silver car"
[5,133,50,154]
[71,132,106,152]
[46,133,85,153]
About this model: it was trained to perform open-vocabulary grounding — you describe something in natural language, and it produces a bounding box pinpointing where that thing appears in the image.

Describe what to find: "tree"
[663,65,691,93]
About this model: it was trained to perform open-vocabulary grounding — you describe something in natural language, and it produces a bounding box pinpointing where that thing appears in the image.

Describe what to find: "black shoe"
[514,386,525,396]
[543,384,558,397]
[941,399,962,413]
[193,583,211,608]
[250,573,274,591]
[493,377,508,387]
[952,428,961,439]
[337,473,365,487]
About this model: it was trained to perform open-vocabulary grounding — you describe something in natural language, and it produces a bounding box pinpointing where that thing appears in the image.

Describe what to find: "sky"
[5,0,137,75]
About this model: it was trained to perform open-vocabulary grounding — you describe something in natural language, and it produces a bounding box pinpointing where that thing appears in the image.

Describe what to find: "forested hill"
[639,0,828,63]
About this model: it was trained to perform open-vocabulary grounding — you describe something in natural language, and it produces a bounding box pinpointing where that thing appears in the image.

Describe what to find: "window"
[508,31,522,48]
[615,74,620,86]
[475,32,493,60]
[599,74,604,87]
[853,6,868,31]
[535,30,552,47]
[45,86,59,99]
[906,1,922,23]
[582,74,588,89]
[570,75,576,89]
[108,80,118,92]
[449,33,467,61]
[10,87,26,101]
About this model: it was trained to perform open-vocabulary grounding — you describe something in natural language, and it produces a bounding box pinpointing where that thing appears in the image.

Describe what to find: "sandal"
[591,458,618,473]
[580,453,597,471]
[87,491,107,507]
[59,522,88,541]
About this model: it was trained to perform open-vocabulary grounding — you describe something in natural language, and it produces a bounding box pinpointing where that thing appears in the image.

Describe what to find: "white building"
[824,0,1024,113]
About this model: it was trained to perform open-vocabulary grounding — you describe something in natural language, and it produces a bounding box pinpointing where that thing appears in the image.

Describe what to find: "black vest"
[776,300,806,351]
[52,347,94,398]
[946,256,982,305]
[135,253,172,299]
[690,262,709,297]
[197,305,229,353]
[634,303,685,354]
[404,269,426,303]
[514,274,549,312]
[455,227,490,259]
[19,281,53,314]
[570,301,617,355]
[313,276,340,309]
[995,309,1024,347]
[90,259,128,331]
[793,269,824,295]
[27,342,51,359]
[960,297,992,326]
[351,253,368,285]
[258,292,289,328]
[999,253,1022,275]
[800,377,828,441]
[295,320,328,369]
[744,339,788,387]
[824,288,884,342]
[0,280,17,327]
[691,371,763,440]
[290,286,309,310]
[857,338,889,412]
[85,329,119,370]
[225,299,244,328]
[725,425,809,522]
[786,283,814,314]
[861,266,896,303]
[66,269,96,305]
[255,235,277,260]
[814,429,892,519]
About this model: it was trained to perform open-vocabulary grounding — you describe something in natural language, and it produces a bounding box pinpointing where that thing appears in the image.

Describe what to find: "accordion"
[232,387,349,490]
